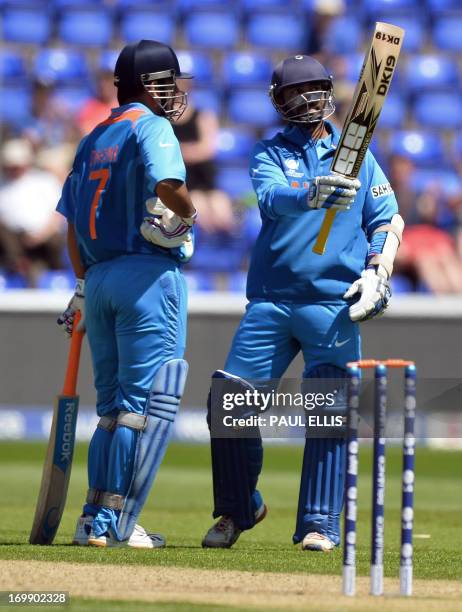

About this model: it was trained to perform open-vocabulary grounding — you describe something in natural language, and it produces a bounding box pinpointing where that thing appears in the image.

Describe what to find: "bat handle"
[312,209,337,255]
[62,310,84,396]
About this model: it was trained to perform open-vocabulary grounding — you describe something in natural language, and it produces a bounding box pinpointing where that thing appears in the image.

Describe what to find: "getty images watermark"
[209,377,348,438]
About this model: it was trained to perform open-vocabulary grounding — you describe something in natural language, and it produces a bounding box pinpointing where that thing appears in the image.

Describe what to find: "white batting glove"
[140,209,197,249]
[308,175,361,211]
[57,278,85,336]
[343,269,391,322]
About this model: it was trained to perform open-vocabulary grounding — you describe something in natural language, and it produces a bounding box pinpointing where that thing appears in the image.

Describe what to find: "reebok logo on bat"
[375,32,401,45]
[60,403,76,464]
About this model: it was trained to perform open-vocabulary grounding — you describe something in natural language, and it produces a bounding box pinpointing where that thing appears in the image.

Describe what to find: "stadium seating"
[377,16,425,52]
[184,12,240,48]
[0,271,27,291]
[0,50,27,83]
[246,14,305,49]
[99,50,119,72]
[3,8,51,44]
[177,51,214,83]
[390,130,445,165]
[121,11,175,44]
[222,52,272,87]
[228,89,279,126]
[324,16,362,54]
[414,92,462,129]
[410,168,462,196]
[217,165,252,199]
[404,55,459,91]
[362,0,419,16]
[378,93,407,129]
[54,85,93,113]
[190,88,221,113]
[34,49,89,83]
[0,87,32,125]
[58,9,113,47]
[433,17,462,52]
[216,128,255,163]
[36,270,75,291]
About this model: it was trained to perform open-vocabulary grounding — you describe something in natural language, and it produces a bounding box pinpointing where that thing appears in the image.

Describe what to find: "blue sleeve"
[56,171,76,222]
[249,141,310,219]
[136,116,186,193]
[362,152,399,258]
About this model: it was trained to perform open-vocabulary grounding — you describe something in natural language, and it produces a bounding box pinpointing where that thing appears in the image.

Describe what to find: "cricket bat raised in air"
[30,312,84,545]
[312,22,404,255]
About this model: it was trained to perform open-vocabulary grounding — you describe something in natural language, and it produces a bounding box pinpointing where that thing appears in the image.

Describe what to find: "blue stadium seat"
[228,271,247,293]
[192,228,246,272]
[0,50,27,82]
[391,274,413,294]
[54,0,105,6]
[177,51,213,83]
[115,0,170,6]
[178,0,233,10]
[222,52,272,87]
[390,130,445,164]
[452,133,462,159]
[217,165,252,198]
[324,16,362,54]
[121,11,174,44]
[183,271,215,292]
[3,8,51,44]
[228,89,279,126]
[190,88,221,114]
[0,270,27,291]
[405,55,458,91]
[343,54,363,82]
[241,206,261,246]
[99,50,119,72]
[427,0,462,13]
[410,168,462,196]
[34,49,89,83]
[362,0,418,14]
[378,93,406,128]
[59,9,113,47]
[241,0,288,9]
[414,92,462,128]
[433,17,462,51]
[36,270,76,291]
[216,128,254,163]
[54,86,93,113]
[246,14,304,49]
[0,87,31,125]
[184,12,239,48]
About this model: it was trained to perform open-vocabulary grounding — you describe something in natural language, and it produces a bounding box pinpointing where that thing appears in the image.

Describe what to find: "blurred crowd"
[1,0,462,293]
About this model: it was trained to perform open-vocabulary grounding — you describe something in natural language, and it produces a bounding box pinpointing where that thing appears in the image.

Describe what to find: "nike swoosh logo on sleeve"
[335,338,350,348]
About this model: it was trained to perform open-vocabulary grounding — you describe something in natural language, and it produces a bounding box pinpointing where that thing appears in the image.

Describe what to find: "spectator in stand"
[388,154,462,293]
[173,82,235,233]
[77,69,118,136]
[0,139,64,286]
[22,79,76,149]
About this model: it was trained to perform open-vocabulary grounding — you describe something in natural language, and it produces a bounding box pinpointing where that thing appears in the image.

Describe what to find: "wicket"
[343,359,416,597]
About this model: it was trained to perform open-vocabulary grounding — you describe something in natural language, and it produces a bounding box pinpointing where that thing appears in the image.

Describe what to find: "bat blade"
[30,314,84,545]
[29,395,79,545]
[312,22,404,255]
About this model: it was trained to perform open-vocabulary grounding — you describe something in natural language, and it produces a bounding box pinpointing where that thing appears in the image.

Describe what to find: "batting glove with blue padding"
[307,174,361,211]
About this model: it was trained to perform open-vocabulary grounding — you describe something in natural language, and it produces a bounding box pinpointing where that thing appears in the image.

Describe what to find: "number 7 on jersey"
[312,22,404,255]
[89,168,110,240]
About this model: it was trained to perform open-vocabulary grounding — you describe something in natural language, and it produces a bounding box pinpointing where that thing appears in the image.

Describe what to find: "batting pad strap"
[372,222,403,244]
[368,253,394,278]
[86,488,125,510]
[97,416,117,432]
[117,411,147,431]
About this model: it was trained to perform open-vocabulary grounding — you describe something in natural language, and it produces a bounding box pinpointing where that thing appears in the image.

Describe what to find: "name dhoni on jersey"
[90,145,119,167]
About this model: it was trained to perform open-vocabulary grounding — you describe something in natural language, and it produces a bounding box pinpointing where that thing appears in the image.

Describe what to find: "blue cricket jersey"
[57,102,186,268]
[247,121,398,302]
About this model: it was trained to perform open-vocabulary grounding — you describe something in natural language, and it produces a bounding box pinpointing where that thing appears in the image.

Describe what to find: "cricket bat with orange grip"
[312,22,404,255]
[30,311,84,544]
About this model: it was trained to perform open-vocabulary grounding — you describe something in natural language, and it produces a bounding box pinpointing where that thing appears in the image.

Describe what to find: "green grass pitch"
[0,441,461,581]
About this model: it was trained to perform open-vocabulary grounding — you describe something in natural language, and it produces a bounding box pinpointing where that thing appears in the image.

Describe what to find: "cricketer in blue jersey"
[203,56,404,551]
[56,40,197,548]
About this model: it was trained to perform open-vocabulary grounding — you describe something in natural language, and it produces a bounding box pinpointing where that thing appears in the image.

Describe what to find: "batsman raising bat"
[203,47,404,551]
